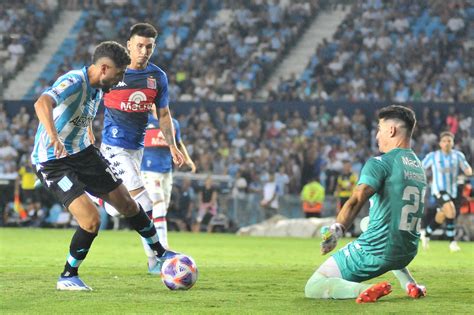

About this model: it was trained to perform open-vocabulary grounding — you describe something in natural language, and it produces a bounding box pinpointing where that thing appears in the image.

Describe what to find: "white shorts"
[100,143,144,191]
[141,170,173,208]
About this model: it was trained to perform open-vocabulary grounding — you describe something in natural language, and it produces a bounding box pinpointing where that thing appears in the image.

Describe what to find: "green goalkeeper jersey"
[357,148,427,261]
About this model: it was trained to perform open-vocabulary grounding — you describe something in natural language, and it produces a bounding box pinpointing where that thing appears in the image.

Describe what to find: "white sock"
[392,268,416,291]
[153,201,168,249]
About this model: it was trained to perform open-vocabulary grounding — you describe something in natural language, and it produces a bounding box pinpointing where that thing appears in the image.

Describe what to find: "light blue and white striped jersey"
[31,67,103,164]
[422,149,471,198]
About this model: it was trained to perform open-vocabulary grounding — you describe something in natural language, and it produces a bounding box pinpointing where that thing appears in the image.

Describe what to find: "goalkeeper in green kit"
[305,105,427,303]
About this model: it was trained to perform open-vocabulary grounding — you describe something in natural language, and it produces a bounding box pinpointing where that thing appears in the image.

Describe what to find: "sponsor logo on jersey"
[147,76,157,89]
[116,81,127,87]
[144,128,169,147]
[70,115,94,127]
[51,77,78,96]
[112,128,119,138]
[119,91,154,112]
[401,156,421,168]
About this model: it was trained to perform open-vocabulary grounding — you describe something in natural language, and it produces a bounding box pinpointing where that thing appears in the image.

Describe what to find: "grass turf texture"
[1,228,472,314]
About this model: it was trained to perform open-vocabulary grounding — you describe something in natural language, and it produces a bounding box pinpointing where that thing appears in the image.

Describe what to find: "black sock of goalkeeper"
[127,205,166,257]
[425,219,441,237]
[445,218,455,241]
[61,227,97,278]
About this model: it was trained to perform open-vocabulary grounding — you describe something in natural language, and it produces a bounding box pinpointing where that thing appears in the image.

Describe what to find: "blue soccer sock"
[445,218,455,242]
[61,227,97,277]
[425,219,441,237]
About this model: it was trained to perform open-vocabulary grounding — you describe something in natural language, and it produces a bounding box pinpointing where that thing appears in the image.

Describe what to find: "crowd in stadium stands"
[2,0,473,227]
[268,0,474,102]
[0,1,58,83]
[168,0,319,101]
[30,0,321,102]
[26,0,472,103]
[1,102,472,227]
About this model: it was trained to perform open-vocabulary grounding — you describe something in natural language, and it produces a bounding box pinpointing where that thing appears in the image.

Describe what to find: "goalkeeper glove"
[320,223,345,255]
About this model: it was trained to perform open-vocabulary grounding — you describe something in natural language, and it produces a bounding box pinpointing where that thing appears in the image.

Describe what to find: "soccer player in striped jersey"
[31,41,174,291]
[98,23,185,274]
[141,114,196,252]
[420,131,472,252]
[305,105,426,303]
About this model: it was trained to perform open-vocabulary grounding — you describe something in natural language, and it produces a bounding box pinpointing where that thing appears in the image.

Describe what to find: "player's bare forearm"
[87,123,95,145]
[159,107,177,146]
[178,141,196,172]
[34,94,59,139]
[464,166,472,177]
[336,184,375,229]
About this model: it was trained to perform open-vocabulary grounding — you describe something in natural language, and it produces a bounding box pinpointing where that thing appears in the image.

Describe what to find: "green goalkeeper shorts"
[332,241,415,282]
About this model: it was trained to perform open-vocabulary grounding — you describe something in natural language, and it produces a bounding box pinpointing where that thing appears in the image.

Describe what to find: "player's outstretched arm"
[34,94,67,158]
[320,184,375,255]
[337,184,375,229]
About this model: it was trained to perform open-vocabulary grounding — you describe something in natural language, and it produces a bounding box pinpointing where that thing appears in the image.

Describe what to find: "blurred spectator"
[300,176,325,218]
[16,157,41,213]
[334,160,358,235]
[168,178,194,232]
[193,176,218,232]
[260,172,279,219]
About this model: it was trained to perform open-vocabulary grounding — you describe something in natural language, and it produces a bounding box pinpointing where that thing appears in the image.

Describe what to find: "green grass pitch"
[0,228,472,314]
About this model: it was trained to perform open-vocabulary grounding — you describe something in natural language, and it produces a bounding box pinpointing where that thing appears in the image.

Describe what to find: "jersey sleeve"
[43,74,82,105]
[155,72,169,109]
[421,152,433,169]
[173,118,182,142]
[358,157,388,191]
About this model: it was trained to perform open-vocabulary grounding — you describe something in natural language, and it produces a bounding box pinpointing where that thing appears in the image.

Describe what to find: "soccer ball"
[161,254,198,290]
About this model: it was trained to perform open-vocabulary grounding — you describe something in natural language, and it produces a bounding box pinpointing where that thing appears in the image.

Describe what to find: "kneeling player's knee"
[304,272,326,298]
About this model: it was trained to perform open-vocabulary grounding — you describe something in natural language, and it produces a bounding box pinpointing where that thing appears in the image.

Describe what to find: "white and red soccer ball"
[161,254,198,290]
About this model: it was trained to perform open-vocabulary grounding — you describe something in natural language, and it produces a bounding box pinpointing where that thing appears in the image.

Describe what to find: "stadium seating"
[290,0,473,102]
[1,0,472,228]
[0,1,58,84]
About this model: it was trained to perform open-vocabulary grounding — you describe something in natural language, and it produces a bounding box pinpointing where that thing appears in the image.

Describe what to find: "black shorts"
[34,145,122,208]
[434,191,454,208]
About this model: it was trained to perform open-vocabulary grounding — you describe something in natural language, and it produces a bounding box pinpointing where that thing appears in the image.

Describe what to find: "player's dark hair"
[129,23,158,39]
[440,131,454,140]
[378,105,416,136]
[92,41,130,68]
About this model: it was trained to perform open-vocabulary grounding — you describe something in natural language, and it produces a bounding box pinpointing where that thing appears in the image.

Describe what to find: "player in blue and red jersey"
[141,114,195,251]
[99,23,184,274]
